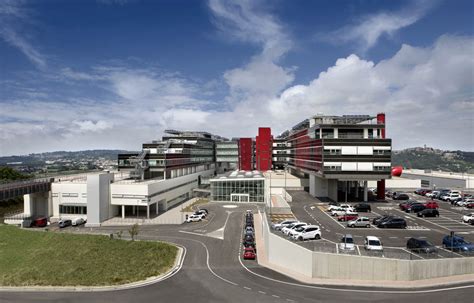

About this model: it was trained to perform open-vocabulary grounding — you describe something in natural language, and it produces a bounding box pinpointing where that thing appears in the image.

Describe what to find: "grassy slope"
[0,226,177,286]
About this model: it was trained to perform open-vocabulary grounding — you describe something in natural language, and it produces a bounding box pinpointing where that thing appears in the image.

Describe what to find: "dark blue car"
[442,235,474,252]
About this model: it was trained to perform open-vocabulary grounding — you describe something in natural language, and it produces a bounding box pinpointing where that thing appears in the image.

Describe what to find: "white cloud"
[268,35,474,150]
[0,0,47,69]
[327,0,439,52]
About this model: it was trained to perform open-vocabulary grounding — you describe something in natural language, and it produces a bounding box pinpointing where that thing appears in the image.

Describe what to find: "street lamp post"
[284,164,287,202]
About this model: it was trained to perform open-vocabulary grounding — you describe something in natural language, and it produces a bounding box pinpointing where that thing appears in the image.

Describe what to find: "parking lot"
[270,190,474,260]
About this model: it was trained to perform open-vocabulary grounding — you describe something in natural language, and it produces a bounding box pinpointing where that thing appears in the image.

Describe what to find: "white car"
[331,208,350,216]
[445,194,462,202]
[71,217,86,226]
[462,213,474,224]
[271,219,297,230]
[328,204,352,211]
[292,225,321,241]
[283,222,307,236]
[364,236,383,251]
[339,234,355,251]
[426,191,439,198]
[185,214,204,223]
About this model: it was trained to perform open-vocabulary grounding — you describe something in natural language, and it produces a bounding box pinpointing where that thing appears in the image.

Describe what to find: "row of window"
[59,205,87,214]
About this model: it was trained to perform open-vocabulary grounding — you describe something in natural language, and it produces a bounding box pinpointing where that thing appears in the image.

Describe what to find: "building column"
[345,181,348,203]
[122,205,125,219]
[147,205,150,219]
[363,181,368,202]
[156,202,159,214]
[334,128,338,139]
[355,181,359,198]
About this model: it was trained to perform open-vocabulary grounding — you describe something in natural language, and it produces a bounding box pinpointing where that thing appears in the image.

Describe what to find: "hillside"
[392,147,474,173]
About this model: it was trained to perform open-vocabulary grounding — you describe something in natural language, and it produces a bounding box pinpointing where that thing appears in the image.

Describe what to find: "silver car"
[347,217,371,228]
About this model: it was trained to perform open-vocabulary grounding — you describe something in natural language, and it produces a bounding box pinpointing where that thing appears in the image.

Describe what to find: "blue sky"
[0,0,473,155]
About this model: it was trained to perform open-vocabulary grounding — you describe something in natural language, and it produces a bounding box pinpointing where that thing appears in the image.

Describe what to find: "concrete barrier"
[262,214,474,282]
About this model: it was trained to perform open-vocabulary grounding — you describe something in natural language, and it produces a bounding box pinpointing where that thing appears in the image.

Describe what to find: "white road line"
[438,247,464,257]
[402,248,424,259]
[272,294,280,298]
[356,245,361,255]
[258,290,266,294]
[244,286,252,290]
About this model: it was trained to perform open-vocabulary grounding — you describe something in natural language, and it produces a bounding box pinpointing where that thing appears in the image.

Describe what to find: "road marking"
[244,286,252,290]
[272,294,280,298]
[258,290,266,294]
[402,248,424,259]
[356,245,361,255]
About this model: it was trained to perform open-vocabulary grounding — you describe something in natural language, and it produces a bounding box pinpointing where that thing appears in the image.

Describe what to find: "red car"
[424,201,439,209]
[243,247,256,260]
[30,217,48,227]
[466,203,474,209]
[337,213,359,222]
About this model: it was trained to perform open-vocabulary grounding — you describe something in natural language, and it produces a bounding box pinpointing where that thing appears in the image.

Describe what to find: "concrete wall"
[152,197,197,224]
[368,178,421,189]
[309,174,328,197]
[24,192,51,217]
[401,172,467,189]
[262,214,474,281]
[86,173,114,226]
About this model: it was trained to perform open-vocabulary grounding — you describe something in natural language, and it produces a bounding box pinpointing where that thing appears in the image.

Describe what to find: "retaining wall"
[262,214,474,281]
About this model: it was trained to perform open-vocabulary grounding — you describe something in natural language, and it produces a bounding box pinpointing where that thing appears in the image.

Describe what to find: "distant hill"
[392,147,474,173]
[0,150,135,166]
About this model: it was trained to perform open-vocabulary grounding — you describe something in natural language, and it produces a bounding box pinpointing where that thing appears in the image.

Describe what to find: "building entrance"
[230,194,250,203]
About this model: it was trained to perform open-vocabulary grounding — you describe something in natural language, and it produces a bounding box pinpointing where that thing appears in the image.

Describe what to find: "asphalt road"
[1,203,474,303]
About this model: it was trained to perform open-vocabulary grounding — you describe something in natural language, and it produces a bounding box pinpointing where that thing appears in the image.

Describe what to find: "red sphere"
[391,166,403,177]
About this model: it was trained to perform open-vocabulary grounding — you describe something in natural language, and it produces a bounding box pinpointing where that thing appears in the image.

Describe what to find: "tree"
[128,224,139,241]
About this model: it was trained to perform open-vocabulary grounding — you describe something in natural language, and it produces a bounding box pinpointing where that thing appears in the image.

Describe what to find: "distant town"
[1,146,473,178]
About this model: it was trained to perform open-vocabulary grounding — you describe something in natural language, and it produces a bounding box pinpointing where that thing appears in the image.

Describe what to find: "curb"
[0,243,186,293]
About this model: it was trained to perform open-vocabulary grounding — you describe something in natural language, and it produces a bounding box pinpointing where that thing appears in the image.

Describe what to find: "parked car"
[424,201,439,209]
[372,215,395,226]
[405,203,426,213]
[243,235,256,248]
[466,202,474,209]
[337,212,359,222]
[444,193,462,203]
[347,217,371,228]
[425,191,439,198]
[442,235,474,252]
[58,219,72,228]
[399,200,418,211]
[242,247,256,260]
[280,222,302,234]
[353,203,371,212]
[377,217,407,228]
[364,236,383,251]
[339,234,355,251]
[292,225,321,241]
[330,208,349,216]
[435,189,450,199]
[414,189,425,195]
[199,208,209,214]
[195,210,207,217]
[283,222,307,236]
[417,208,439,217]
[406,238,437,254]
[271,220,297,231]
[185,214,204,222]
[328,204,352,211]
[393,193,409,200]
[462,213,474,224]
[30,217,48,228]
[288,225,309,238]
[71,217,85,226]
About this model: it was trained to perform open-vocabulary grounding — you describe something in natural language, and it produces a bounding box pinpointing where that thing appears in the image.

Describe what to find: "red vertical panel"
[239,138,253,170]
[377,113,385,139]
[255,127,272,171]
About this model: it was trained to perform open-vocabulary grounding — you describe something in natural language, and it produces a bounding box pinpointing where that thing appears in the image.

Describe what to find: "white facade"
[39,166,215,225]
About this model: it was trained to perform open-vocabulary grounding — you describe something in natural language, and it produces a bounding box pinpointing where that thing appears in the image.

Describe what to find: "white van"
[71,217,86,226]
[364,236,383,251]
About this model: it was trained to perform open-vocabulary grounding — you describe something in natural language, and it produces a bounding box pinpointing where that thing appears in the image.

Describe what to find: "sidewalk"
[0,245,185,292]
[253,212,474,289]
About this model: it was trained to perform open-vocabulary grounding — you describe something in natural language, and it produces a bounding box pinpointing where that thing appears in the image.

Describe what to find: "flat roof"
[211,170,265,181]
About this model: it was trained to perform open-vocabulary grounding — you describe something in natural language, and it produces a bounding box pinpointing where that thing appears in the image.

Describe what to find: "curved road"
[1,204,473,303]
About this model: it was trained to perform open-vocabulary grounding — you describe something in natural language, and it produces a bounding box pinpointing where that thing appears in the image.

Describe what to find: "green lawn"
[0,225,178,286]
